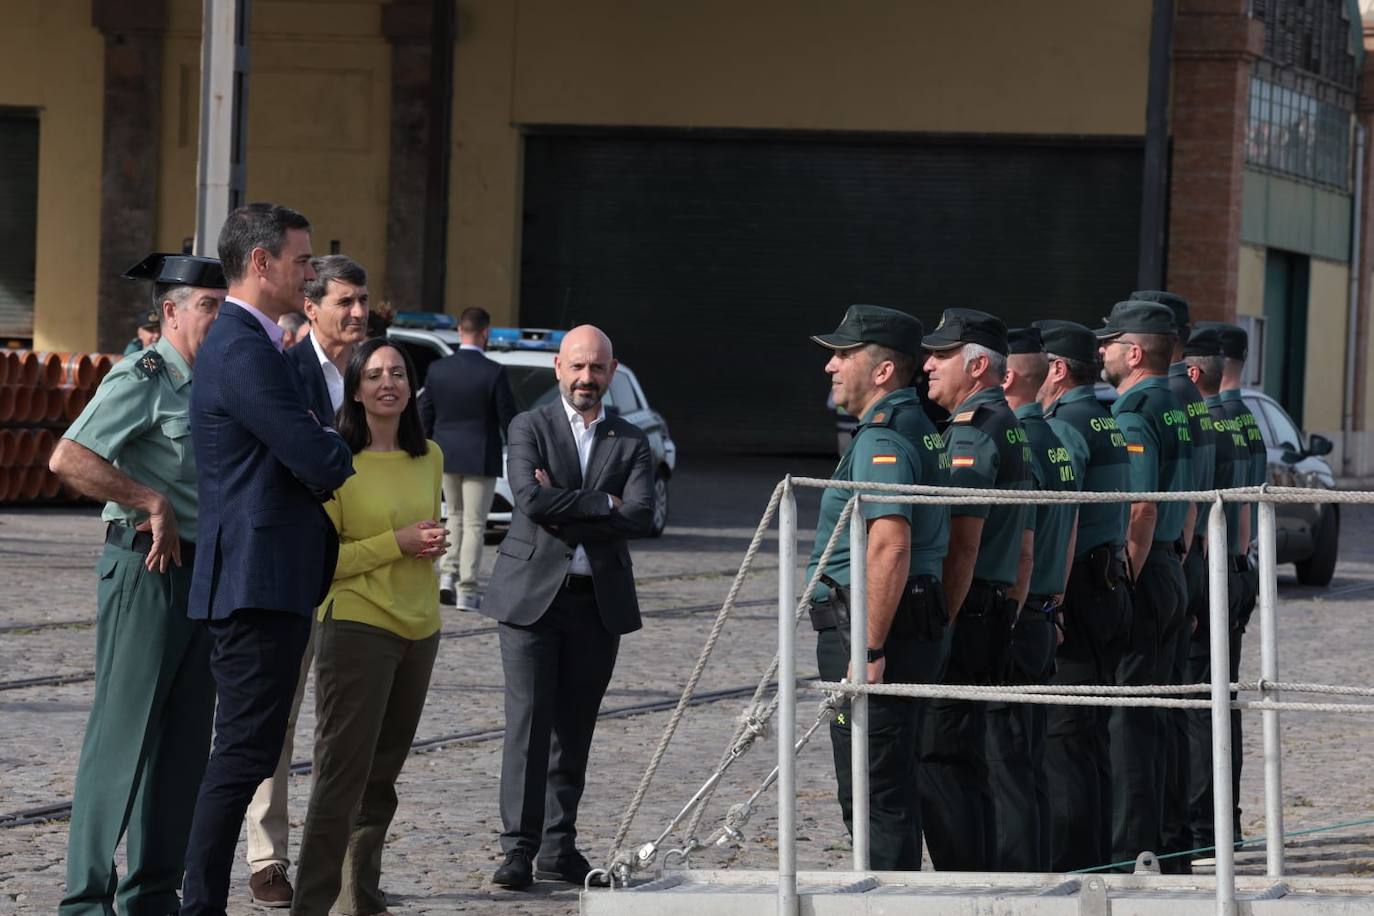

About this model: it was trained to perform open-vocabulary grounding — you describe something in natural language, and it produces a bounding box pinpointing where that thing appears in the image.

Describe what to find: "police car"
[1096,385,1338,586]
[387,314,677,536]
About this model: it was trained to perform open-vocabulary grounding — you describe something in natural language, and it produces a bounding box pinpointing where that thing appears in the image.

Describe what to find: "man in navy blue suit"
[418,307,517,610]
[180,203,354,916]
[241,254,370,907]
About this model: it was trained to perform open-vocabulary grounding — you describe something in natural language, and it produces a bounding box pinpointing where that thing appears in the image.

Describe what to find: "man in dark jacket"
[418,307,517,609]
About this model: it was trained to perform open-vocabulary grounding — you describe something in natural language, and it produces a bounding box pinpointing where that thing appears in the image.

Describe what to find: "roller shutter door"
[520,132,1142,454]
[0,113,39,340]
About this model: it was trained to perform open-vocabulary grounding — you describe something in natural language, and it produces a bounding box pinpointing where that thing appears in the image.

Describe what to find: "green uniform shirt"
[1043,385,1131,557]
[63,339,199,541]
[1112,375,1193,544]
[1206,393,1249,555]
[1015,402,1080,596]
[943,386,1032,587]
[1168,362,1216,529]
[806,388,951,595]
[1219,388,1268,554]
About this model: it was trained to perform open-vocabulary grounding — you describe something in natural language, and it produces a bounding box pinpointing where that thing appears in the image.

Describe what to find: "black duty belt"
[562,573,595,593]
[105,522,196,566]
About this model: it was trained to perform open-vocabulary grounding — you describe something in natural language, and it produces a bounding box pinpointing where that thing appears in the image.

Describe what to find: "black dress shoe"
[492,850,533,889]
[535,850,609,887]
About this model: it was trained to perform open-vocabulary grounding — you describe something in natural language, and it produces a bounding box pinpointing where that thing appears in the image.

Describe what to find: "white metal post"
[1207,499,1237,916]
[1257,500,1285,876]
[848,502,870,871]
[196,0,250,255]
[777,479,799,916]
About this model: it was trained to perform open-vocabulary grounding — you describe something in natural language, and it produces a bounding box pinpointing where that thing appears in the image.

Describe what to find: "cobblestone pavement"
[2,458,1372,914]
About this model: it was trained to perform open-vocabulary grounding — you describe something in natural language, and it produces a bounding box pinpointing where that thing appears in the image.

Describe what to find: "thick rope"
[605,481,785,866]
[678,494,857,846]
[815,680,1374,714]
[789,479,1367,507]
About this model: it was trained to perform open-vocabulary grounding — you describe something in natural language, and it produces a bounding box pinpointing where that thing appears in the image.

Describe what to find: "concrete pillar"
[1166,0,1264,323]
[92,0,166,353]
[382,0,453,314]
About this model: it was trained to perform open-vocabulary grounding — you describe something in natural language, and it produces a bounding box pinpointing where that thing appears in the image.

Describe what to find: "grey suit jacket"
[481,399,655,634]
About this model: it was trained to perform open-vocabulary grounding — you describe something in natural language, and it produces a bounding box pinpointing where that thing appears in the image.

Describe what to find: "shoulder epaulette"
[131,350,165,380]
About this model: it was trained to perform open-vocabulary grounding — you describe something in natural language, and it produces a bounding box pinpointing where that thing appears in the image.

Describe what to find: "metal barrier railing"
[771,479,1373,916]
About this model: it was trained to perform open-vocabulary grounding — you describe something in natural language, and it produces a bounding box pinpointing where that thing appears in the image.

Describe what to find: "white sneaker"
[456,592,481,612]
[439,573,456,606]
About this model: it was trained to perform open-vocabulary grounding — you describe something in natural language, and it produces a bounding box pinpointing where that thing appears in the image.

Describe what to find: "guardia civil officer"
[1034,319,1132,871]
[918,309,1032,872]
[806,305,951,871]
[1216,322,1266,840]
[1181,322,1250,858]
[1131,289,1215,873]
[1096,300,1193,868]
[51,254,228,916]
[991,327,1079,871]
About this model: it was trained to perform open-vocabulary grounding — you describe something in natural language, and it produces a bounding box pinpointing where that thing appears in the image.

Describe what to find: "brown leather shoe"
[249,863,294,908]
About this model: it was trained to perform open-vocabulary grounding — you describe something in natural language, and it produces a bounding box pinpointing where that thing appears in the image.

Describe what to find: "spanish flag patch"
[952,456,976,468]
[872,455,898,465]
[1127,443,1145,454]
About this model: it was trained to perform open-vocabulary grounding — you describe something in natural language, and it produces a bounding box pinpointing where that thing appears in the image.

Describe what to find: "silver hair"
[962,342,1007,379]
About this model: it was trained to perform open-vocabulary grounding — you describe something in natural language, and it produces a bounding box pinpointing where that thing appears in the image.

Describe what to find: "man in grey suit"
[482,325,655,889]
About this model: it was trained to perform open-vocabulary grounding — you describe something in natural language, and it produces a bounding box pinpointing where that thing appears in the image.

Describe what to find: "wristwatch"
[865,646,885,663]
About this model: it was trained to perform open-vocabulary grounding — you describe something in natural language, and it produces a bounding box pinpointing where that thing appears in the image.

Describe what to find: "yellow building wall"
[1303,258,1347,433]
[160,0,393,301]
[1236,244,1266,318]
[1,0,105,352]
[446,0,1154,318]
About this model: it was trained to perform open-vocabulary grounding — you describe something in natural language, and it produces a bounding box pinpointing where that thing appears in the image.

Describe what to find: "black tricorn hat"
[121,253,228,289]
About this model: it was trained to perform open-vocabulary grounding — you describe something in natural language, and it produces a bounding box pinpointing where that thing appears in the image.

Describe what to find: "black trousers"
[1185,563,1245,856]
[987,600,1056,871]
[1161,541,1205,873]
[1043,549,1131,872]
[180,609,312,916]
[813,579,945,873]
[1110,543,1185,869]
[497,585,619,860]
[919,579,1014,872]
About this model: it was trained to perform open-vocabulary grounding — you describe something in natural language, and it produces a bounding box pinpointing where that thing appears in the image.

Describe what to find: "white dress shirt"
[308,330,345,413]
[227,296,285,351]
[560,397,607,576]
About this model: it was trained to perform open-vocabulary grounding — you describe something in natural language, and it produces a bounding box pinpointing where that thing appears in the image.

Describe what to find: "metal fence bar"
[1258,501,1286,877]
[848,506,870,871]
[1207,499,1237,916]
[776,479,798,916]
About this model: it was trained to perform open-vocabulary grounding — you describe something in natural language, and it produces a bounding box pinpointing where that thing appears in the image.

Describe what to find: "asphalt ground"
[1,455,1372,914]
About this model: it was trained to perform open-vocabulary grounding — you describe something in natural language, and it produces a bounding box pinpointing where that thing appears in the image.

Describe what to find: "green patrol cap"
[140,309,160,328]
[1007,327,1043,354]
[1033,319,1099,365]
[1184,323,1224,357]
[1095,300,1176,339]
[811,304,923,356]
[922,308,1008,356]
[1130,289,1190,333]
[1212,322,1249,360]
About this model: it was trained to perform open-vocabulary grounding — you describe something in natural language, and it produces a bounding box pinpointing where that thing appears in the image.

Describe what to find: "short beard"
[565,384,603,411]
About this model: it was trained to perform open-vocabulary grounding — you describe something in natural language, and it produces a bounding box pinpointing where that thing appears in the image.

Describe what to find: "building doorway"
[1261,248,1309,426]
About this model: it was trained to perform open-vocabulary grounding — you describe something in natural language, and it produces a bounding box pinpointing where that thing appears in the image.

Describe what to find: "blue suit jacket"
[286,334,336,426]
[189,302,355,621]
[418,349,517,476]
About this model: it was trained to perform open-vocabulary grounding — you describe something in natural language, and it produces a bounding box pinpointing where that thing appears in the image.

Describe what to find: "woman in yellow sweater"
[293,338,447,916]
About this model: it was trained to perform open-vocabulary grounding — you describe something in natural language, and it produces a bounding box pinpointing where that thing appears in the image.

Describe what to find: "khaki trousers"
[440,473,496,597]
[244,615,317,870]
[291,614,439,916]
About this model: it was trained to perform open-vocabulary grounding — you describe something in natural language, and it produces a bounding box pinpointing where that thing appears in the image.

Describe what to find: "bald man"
[480,326,656,889]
